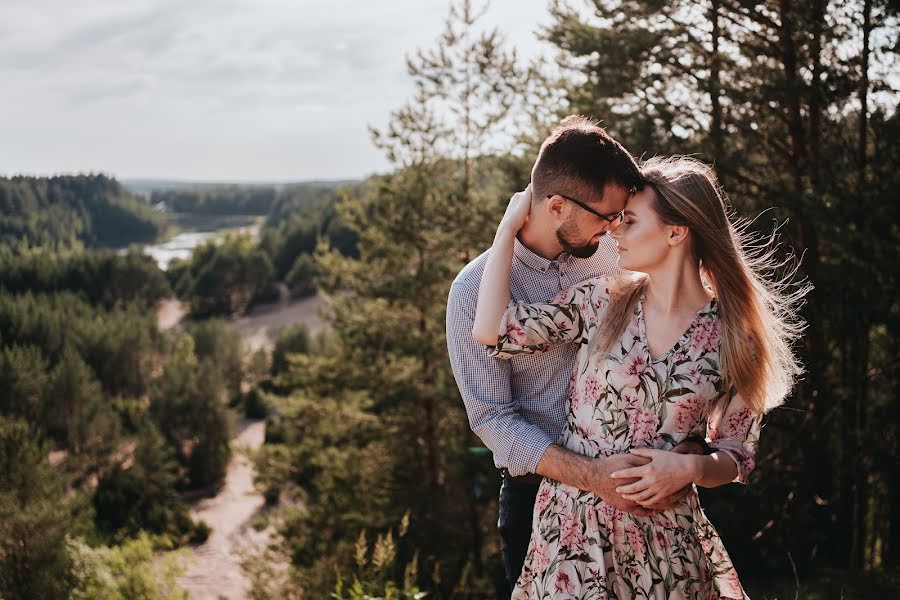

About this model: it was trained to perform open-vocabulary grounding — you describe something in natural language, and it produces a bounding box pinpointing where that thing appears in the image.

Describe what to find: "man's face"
[555,183,630,258]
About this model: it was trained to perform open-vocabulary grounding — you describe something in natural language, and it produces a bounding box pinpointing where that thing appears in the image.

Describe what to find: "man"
[446,116,698,595]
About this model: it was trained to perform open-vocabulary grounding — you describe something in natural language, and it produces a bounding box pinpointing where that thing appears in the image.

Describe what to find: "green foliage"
[93,421,196,542]
[270,323,311,377]
[258,185,359,291]
[0,174,165,248]
[0,246,170,308]
[44,345,118,454]
[187,318,244,398]
[284,253,318,298]
[0,344,49,424]
[150,334,232,490]
[68,533,189,600]
[0,290,164,397]
[150,186,277,215]
[173,234,275,317]
[331,515,427,600]
[0,417,75,600]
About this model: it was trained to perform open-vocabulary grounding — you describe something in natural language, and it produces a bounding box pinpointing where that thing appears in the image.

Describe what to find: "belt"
[500,469,543,486]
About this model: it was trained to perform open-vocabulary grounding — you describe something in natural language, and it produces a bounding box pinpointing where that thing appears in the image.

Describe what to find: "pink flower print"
[720,407,754,438]
[599,504,622,529]
[673,395,705,433]
[535,485,553,514]
[623,355,650,388]
[654,529,671,550]
[553,568,576,596]
[689,316,722,353]
[625,524,647,561]
[629,407,660,447]
[505,319,530,345]
[569,385,583,413]
[720,570,744,597]
[530,537,551,573]
[652,515,678,529]
[670,351,689,364]
[584,375,603,399]
[687,365,702,385]
[620,391,639,409]
[560,510,585,553]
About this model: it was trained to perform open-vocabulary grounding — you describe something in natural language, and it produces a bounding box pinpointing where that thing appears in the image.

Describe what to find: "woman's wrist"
[495,221,519,241]
[685,454,704,485]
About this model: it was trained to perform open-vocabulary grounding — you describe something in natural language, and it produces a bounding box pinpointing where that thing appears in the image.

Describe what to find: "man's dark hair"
[531,115,643,207]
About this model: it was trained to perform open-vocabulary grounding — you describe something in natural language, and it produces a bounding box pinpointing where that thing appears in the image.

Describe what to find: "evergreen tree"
[0,417,74,600]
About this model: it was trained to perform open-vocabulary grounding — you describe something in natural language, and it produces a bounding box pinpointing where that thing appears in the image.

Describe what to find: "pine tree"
[0,417,74,600]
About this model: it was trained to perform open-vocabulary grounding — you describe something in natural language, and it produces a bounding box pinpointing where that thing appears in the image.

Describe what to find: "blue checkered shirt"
[446,235,619,476]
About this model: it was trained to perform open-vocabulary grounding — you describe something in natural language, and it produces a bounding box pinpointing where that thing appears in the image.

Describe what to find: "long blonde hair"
[591,156,810,414]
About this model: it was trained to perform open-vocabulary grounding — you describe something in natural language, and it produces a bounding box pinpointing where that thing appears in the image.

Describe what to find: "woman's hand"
[497,184,532,236]
[609,448,699,507]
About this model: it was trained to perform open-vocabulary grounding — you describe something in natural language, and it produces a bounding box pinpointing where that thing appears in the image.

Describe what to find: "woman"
[472,156,807,598]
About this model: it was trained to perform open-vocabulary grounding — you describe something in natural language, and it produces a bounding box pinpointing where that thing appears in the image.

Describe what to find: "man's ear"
[545,194,568,221]
[667,224,690,246]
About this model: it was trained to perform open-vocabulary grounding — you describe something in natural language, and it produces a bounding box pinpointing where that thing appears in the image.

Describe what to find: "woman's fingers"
[623,488,656,503]
[614,478,650,494]
[610,465,649,480]
[629,448,662,459]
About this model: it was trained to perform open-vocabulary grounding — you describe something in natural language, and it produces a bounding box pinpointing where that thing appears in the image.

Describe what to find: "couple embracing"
[446,116,805,599]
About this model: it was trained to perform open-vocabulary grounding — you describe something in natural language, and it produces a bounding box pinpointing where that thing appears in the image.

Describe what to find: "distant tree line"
[150,186,277,215]
[0,174,165,248]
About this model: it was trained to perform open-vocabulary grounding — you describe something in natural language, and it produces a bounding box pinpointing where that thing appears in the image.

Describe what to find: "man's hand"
[585,454,656,516]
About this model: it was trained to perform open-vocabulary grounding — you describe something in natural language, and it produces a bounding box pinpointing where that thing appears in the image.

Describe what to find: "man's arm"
[535,445,658,516]
[447,279,554,476]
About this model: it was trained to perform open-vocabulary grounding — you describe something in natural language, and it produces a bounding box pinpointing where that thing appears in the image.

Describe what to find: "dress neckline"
[637,294,716,363]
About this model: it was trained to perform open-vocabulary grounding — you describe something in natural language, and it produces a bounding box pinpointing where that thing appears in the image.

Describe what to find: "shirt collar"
[513,237,571,274]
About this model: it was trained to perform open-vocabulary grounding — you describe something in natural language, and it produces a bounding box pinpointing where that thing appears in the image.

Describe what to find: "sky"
[0,0,557,182]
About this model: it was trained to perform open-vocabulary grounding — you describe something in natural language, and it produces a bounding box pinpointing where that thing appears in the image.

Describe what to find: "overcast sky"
[0,0,556,182]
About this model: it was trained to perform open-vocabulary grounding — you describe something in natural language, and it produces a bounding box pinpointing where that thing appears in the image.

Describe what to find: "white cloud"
[0,0,554,181]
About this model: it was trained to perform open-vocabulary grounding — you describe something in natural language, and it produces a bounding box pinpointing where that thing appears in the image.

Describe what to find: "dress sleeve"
[488,277,610,359]
[705,392,763,484]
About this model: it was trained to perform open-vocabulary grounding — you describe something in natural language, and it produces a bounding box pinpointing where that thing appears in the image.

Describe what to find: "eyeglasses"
[549,193,624,224]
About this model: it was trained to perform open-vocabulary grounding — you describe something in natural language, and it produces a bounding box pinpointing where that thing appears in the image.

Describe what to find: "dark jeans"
[497,475,539,598]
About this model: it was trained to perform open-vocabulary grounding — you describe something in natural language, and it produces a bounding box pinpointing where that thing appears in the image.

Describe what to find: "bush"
[271,323,311,376]
[285,253,318,298]
[242,387,270,419]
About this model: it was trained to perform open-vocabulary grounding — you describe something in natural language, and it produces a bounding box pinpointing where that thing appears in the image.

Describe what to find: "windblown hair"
[590,156,810,414]
[531,115,643,206]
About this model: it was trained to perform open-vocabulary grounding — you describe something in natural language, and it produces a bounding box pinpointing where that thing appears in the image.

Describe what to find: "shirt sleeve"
[446,280,554,476]
[706,392,763,484]
[489,277,609,359]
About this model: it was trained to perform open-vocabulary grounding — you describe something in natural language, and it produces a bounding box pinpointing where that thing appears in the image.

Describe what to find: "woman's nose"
[608,221,622,237]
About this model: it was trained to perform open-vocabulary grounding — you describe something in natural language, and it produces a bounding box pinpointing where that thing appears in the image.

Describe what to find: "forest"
[1,0,897,599]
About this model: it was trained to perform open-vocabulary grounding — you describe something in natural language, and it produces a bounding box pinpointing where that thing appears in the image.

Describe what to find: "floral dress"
[489,275,761,600]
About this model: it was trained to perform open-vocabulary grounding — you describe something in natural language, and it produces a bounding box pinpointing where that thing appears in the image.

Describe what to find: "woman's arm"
[472,186,532,346]
[606,449,738,507]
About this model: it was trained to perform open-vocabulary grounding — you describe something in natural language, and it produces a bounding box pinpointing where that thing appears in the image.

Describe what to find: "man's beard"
[556,219,600,259]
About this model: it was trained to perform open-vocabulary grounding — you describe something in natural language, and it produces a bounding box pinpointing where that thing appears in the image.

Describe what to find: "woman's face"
[609,188,673,273]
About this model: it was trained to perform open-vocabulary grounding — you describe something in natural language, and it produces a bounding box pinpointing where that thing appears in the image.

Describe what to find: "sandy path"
[157,298,188,331]
[176,418,269,599]
[229,294,326,353]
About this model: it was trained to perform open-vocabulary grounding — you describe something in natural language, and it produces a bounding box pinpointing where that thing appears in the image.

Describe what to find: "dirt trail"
[155,291,325,598]
[176,418,269,599]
